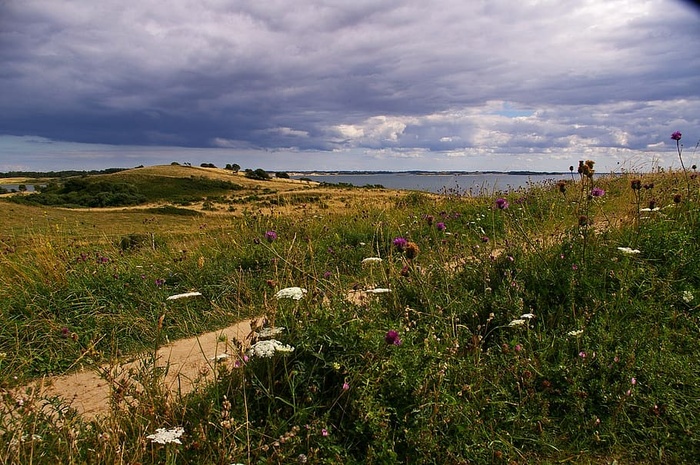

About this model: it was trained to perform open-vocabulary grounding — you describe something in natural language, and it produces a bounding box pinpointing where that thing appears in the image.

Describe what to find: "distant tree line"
[9,178,146,208]
[0,168,128,178]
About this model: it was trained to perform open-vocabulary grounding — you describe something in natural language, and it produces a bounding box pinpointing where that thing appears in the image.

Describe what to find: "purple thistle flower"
[155,278,165,287]
[392,237,408,250]
[385,330,402,345]
[495,198,509,210]
[671,131,682,141]
[265,231,278,243]
[590,187,605,197]
[436,222,446,231]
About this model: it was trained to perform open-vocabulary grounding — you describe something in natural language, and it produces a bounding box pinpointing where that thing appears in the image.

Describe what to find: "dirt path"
[23,319,254,420]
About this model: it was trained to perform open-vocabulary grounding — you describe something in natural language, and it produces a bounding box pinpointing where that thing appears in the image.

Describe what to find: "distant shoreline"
[289,170,569,176]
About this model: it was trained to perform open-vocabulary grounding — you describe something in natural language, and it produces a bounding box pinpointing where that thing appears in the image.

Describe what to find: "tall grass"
[1,167,699,463]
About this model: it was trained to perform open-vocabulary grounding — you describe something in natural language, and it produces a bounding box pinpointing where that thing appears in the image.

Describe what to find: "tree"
[244,168,271,181]
[275,172,290,179]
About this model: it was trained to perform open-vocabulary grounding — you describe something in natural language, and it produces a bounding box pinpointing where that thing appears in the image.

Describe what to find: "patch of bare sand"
[23,319,254,420]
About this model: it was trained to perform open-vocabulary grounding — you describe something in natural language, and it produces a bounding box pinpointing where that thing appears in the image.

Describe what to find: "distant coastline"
[288,170,568,176]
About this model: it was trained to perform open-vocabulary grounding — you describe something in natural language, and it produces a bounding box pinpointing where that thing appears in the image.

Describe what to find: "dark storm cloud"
[0,0,699,171]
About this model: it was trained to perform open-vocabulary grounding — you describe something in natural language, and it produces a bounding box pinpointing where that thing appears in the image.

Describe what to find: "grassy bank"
[1,164,699,464]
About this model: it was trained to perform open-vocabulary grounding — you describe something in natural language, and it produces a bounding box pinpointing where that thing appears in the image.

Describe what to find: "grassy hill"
[1,165,699,464]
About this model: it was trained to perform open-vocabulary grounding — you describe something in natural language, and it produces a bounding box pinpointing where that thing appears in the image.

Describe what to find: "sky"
[1,0,699,173]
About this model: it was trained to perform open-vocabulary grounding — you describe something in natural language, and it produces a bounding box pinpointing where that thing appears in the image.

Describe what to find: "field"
[1,163,699,464]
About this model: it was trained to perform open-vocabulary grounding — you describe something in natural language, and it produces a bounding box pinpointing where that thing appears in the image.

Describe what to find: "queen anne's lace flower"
[275,287,307,300]
[508,319,526,327]
[682,290,694,304]
[365,288,391,294]
[567,329,584,337]
[248,339,295,358]
[617,247,641,254]
[166,291,202,301]
[146,427,185,444]
[362,257,383,264]
[257,327,286,338]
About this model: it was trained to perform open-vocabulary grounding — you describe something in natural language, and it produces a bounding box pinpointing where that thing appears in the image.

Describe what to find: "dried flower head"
[405,241,420,260]
[671,131,682,141]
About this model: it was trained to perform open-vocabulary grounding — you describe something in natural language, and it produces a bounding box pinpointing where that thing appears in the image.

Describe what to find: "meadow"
[0,160,699,464]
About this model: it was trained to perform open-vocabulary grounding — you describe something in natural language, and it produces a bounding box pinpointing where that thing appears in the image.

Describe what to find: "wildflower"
[392,237,408,250]
[365,288,391,294]
[248,339,295,358]
[674,194,682,204]
[436,222,446,231]
[567,329,584,337]
[362,257,383,265]
[671,131,682,141]
[155,278,165,287]
[508,319,526,327]
[578,215,589,227]
[321,428,329,437]
[61,327,70,338]
[514,344,522,352]
[557,180,567,193]
[298,454,309,464]
[146,426,185,445]
[265,230,278,242]
[682,290,693,303]
[256,327,286,338]
[342,382,350,391]
[617,247,641,255]
[275,287,307,300]
[520,313,535,319]
[323,271,332,279]
[481,235,489,243]
[578,351,587,359]
[405,242,420,260]
[630,179,642,190]
[166,291,202,300]
[590,187,605,197]
[425,215,434,225]
[495,198,509,210]
[385,330,402,345]
[631,377,637,385]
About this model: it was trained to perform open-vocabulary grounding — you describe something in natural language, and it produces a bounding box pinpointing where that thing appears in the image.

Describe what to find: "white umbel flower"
[256,327,286,338]
[361,257,383,264]
[166,292,202,301]
[567,329,584,337]
[146,426,185,444]
[275,287,307,300]
[365,288,391,294]
[248,339,295,358]
[617,247,641,255]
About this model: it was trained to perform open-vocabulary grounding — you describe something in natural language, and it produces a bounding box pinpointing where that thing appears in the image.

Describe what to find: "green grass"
[1,166,700,464]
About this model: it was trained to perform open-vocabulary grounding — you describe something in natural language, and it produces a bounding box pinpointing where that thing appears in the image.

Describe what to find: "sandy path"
[24,319,254,420]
